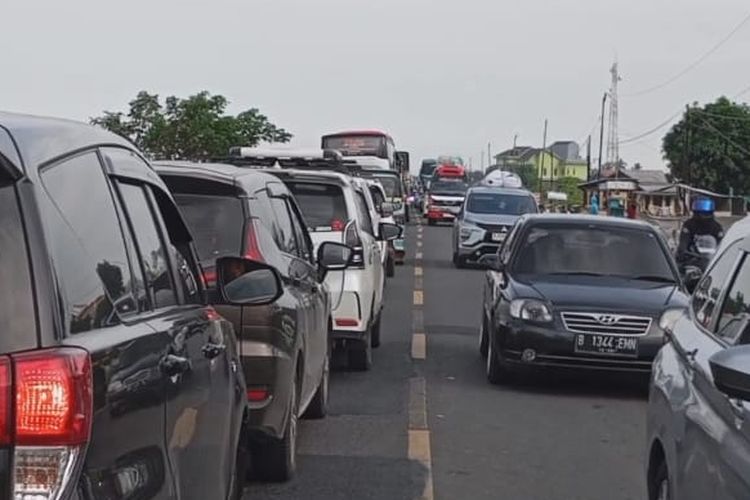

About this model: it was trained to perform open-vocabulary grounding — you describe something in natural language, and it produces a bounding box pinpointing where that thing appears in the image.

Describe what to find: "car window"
[354,190,374,235]
[270,197,298,256]
[714,254,750,343]
[40,152,137,333]
[369,186,386,212]
[286,182,348,231]
[693,240,742,330]
[467,193,537,216]
[0,183,36,347]
[117,181,178,310]
[500,221,522,264]
[287,198,314,262]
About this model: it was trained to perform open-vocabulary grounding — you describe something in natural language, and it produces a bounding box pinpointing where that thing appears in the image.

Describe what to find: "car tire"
[371,316,382,348]
[386,255,395,277]
[304,352,329,420]
[486,337,507,385]
[252,380,298,482]
[649,460,671,500]
[479,313,489,358]
[348,330,373,371]
[452,252,465,269]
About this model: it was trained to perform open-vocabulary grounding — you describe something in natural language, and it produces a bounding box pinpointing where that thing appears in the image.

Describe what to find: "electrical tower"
[605,61,621,169]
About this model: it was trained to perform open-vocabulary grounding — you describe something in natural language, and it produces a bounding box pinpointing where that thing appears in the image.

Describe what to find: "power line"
[694,113,750,156]
[691,109,750,122]
[623,10,750,98]
[619,109,683,144]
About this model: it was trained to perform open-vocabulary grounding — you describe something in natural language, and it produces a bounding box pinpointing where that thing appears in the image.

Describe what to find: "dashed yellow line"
[413,290,424,305]
[411,333,426,360]
[416,252,423,260]
[415,266,423,277]
[408,430,434,500]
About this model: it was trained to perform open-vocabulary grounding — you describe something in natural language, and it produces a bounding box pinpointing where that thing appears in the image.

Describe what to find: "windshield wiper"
[627,275,677,284]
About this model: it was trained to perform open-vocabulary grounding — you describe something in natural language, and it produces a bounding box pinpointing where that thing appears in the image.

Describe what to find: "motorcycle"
[679,234,718,292]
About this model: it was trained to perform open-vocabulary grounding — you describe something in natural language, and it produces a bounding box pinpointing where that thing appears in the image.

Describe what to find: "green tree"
[663,97,750,194]
[92,91,292,160]
[556,176,584,205]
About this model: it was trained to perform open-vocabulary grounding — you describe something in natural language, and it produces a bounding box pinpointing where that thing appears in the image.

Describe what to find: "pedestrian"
[627,202,638,219]
[590,194,599,215]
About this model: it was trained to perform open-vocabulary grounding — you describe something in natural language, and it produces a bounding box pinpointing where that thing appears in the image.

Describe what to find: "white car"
[270,168,401,370]
[363,178,398,277]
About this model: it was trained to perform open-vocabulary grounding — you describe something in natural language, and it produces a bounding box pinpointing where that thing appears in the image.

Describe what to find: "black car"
[479,214,688,383]
[155,161,352,481]
[0,112,257,499]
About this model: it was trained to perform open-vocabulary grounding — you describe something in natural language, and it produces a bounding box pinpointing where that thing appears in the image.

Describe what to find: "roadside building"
[493,142,589,187]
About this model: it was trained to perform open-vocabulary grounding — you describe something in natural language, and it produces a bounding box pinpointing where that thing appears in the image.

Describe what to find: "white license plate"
[491,233,505,242]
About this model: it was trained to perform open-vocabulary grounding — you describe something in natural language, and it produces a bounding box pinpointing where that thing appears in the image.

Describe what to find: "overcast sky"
[3,0,749,172]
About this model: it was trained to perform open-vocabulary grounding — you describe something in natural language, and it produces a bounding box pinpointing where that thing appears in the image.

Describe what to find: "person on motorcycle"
[676,197,724,270]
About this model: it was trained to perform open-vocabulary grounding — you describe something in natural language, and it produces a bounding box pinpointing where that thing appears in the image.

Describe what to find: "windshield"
[467,193,537,215]
[373,176,402,198]
[286,182,349,231]
[420,162,437,177]
[430,180,469,194]
[512,225,675,281]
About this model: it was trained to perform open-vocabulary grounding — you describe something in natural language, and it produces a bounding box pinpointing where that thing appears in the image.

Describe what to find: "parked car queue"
[0,112,402,499]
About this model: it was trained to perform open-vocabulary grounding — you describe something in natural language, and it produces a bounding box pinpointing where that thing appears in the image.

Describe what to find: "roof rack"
[217,147,363,176]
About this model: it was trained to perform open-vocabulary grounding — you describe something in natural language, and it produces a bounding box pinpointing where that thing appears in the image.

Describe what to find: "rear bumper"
[427,209,457,221]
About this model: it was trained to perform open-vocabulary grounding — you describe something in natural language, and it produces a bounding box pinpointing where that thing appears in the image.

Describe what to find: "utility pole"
[481,151,485,171]
[586,135,592,180]
[685,104,692,186]
[538,119,548,195]
[487,142,492,169]
[597,92,608,178]
[605,61,621,177]
[513,133,518,149]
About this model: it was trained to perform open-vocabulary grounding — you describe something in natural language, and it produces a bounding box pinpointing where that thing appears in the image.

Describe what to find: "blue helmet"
[692,197,715,214]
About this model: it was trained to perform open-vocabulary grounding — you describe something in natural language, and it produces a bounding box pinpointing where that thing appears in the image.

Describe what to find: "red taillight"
[0,357,11,446]
[335,318,359,327]
[14,348,92,446]
[202,268,217,287]
[244,219,264,263]
[247,387,270,402]
[331,219,345,231]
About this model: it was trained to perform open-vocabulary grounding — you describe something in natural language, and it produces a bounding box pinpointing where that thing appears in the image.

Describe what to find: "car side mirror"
[478,254,504,272]
[378,222,403,242]
[683,267,703,294]
[216,257,283,306]
[380,202,395,218]
[709,345,750,401]
[317,241,353,272]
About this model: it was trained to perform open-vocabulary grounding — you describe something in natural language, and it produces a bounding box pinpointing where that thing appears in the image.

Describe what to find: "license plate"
[491,233,505,242]
[574,334,638,357]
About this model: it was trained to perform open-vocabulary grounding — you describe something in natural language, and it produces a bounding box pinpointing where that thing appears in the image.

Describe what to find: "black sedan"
[479,214,689,383]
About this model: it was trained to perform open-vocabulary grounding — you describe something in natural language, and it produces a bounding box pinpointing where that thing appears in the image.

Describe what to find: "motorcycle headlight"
[510,299,553,323]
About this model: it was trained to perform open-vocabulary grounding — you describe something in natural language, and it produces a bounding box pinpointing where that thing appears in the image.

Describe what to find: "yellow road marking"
[411,333,426,360]
[413,290,423,305]
[416,252,423,260]
[408,430,435,500]
[415,266,423,277]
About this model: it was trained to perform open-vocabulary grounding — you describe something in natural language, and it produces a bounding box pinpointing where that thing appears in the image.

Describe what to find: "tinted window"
[270,197,298,255]
[373,175,402,198]
[173,193,244,265]
[41,152,135,333]
[0,184,36,346]
[430,180,469,194]
[693,241,742,329]
[512,224,675,281]
[118,182,177,309]
[467,193,537,216]
[716,255,750,343]
[354,191,374,235]
[287,199,313,262]
[286,182,348,231]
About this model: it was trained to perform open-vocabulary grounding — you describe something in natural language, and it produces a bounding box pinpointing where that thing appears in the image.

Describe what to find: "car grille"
[476,223,511,243]
[433,199,463,207]
[561,312,652,336]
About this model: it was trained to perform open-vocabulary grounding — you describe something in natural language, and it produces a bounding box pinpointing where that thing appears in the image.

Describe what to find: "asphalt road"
[244,221,649,500]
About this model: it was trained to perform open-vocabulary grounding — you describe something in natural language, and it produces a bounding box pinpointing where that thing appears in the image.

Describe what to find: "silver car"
[451,185,537,268]
[646,230,750,500]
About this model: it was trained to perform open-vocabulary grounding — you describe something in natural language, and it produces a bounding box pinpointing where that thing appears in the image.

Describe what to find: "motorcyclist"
[676,198,724,270]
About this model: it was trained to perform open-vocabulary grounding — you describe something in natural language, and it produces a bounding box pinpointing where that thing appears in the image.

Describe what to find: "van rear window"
[0,184,36,350]
[286,182,348,232]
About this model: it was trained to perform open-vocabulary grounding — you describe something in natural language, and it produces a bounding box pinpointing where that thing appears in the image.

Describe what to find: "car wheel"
[371,315,382,348]
[304,351,329,419]
[348,330,373,371]
[252,380,298,482]
[479,313,489,358]
[386,255,395,277]
[486,336,506,385]
[452,252,465,269]
[649,460,671,500]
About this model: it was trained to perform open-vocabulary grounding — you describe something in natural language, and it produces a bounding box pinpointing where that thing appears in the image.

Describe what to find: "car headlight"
[459,222,483,240]
[658,307,686,336]
[510,299,553,323]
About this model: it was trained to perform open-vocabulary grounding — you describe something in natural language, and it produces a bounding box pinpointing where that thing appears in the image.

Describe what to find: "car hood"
[515,276,686,314]
[465,213,519,226]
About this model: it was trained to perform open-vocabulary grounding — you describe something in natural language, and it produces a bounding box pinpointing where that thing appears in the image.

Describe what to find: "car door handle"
[202,343,226,360]
[160,354,191,376]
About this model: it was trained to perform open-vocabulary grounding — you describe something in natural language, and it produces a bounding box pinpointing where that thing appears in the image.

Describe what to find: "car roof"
[264,168,355,186]
[0,111,133,176]
[153,161,282,195]
[521,214,657,230]
[467,185,533,196]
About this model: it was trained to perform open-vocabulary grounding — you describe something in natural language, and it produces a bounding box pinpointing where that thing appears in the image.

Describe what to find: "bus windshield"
[322,134,387,158]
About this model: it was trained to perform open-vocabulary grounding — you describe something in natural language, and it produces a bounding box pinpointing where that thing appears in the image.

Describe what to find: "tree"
[663,97,750,194]
[556,176,584,206]
[92,91,292,160]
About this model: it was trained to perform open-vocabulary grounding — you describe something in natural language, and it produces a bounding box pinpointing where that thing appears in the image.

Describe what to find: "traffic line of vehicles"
[423,162,750,499]
[0,113,410,499]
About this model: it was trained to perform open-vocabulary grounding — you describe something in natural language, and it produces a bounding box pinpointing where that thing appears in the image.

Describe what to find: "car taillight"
[0,358,11,446]
[202,268,217,288]
[344,223,365,268]
[9,348,92,500]
[244,219,264,262]
[247,387,270,403]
